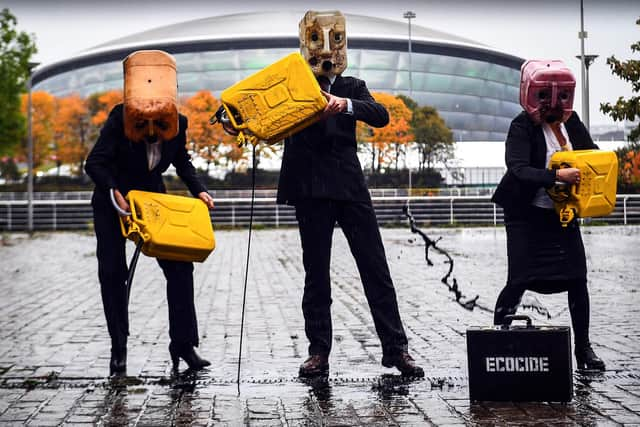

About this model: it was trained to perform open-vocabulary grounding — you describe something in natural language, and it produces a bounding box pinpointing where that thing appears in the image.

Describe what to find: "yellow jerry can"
[219,52,328,145]
[119,190,215,262]
[547,150,618,226]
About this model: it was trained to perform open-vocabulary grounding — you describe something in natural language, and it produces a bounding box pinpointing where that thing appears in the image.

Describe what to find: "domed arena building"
[32,11,524,144]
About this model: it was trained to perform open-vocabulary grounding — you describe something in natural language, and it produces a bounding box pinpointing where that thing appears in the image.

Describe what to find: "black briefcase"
[466,315,573,402]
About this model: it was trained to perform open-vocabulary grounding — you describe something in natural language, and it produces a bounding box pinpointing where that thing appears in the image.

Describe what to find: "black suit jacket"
[276,75,389,205]
[491,111,597,216]
[85,104,206,208]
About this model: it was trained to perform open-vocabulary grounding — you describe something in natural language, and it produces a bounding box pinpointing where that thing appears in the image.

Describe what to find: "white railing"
[0,186,498,201]
[1,194,639,231]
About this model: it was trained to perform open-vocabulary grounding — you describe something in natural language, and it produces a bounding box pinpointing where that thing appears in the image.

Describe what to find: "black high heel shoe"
[169,342,211,371]
[575,344,606,371]
[109,347,127,376]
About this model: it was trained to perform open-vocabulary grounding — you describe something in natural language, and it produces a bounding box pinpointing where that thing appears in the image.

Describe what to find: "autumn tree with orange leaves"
[53,94,88,174]
[180,90,232,175]
[12,87,281,180]
[357,92,413,173]
[87,89,123,136]
[622,149,640,183]
[20,91,55,169]
[181,90,278,173]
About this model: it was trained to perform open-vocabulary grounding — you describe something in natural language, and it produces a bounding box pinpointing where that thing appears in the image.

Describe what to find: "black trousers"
[92,194,199,350]
[494,207,592,348]
[294,199,408,357]
[494,279,591,348]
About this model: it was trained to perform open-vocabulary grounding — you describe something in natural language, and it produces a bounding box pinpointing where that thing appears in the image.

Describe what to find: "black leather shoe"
[109,347,127,376]
[169,342,211,371]
[575,344,606,371]
[382,352,425,377]
[299,355,329,378]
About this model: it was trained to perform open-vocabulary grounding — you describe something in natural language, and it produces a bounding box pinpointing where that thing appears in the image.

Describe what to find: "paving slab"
[0,225,638,425]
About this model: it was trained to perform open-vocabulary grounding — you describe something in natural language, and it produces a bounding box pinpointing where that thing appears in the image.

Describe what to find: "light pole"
[26,61,39,233]
[577,0,597,131]
[403,11,416,97]
[403,11,416,200]
[576,54,598,131]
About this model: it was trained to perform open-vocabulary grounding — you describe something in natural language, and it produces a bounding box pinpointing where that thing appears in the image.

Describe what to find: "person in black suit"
[492,59,605,371]
[85,50,214,376]
[277,10,424,378]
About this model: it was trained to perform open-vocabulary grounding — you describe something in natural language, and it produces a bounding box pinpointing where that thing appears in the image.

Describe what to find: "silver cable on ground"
[237,143,257,395]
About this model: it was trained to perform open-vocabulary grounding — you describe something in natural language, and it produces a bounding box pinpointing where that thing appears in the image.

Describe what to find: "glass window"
[487,63,518,85]
[426,56,461,75]
[451,76,484,97]
[359,50,400,70]
[358,69,396,91]
[475,114,497,132]
[424,74,453,92]
[347,49,362,70]
[457,58,489,79]
[479,97,501,115]
[483,81,507,100]
[500,101,522,118]
[394,71,410,91]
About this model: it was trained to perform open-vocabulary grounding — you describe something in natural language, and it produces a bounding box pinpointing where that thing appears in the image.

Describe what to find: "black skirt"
[505,206,587,287]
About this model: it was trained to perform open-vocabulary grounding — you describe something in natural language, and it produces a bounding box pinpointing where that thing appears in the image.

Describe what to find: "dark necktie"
[317,76,331,93]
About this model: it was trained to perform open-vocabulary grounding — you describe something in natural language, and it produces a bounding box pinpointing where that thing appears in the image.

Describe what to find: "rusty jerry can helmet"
[123,50,179,143]
[299,10,347,78]
[520,59,575,124]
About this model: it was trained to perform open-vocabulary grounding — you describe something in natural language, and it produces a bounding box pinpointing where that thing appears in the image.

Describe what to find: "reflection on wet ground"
[0,227,639,425]
[80,370,632,425]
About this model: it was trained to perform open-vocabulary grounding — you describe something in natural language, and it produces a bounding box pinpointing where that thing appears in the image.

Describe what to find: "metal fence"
[2,195,639,232]
[0,186,497,201]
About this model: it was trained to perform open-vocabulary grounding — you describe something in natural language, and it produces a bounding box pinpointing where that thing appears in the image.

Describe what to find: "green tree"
[414,106,454,171]
[399,95,454,172]
[600,17,640,192]
[0,8,37,156]
[600,17,639,142]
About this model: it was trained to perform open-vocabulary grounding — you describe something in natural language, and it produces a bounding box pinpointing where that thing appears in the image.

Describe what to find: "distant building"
[32,11,524,143]
[591,121,638,143]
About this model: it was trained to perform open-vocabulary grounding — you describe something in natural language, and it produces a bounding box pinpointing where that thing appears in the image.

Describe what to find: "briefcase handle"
[501,314,533,329]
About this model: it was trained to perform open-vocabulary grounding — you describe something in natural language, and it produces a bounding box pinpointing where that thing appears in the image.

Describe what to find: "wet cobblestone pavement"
[0,225,639,426]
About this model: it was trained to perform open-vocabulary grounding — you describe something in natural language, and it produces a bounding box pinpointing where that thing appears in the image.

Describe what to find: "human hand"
[198,191,215,209]
[556,167,581,185]
[112,189,130,216]
[321,90,347,117]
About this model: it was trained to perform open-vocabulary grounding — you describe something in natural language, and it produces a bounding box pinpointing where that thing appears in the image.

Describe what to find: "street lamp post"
[576,54,598,131]
[403,11,416,201]
[26,61,39,233]
[403,11,416,97]
[577,0,597,131]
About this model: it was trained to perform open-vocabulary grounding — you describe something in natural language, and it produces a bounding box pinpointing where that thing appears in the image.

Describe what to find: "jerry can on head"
[217,52,328,146]
[123,50,179,143]
[119,190,215,262]
[546,149,618,226]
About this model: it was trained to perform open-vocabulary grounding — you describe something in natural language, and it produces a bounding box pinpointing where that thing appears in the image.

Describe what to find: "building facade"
[33,11,524,143]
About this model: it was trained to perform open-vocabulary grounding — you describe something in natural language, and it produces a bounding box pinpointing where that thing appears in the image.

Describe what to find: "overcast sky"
[4,0,639,128]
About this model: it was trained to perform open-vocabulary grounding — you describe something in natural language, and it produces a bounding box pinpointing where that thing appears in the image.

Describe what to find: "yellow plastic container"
[220,52,328,145]
[119,190,215,262]
[547,150,618,226]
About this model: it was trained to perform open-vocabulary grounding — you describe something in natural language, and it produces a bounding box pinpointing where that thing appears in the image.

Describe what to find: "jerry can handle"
[110,188,131,217]
[501,314,533,329]
[222,103,247,131]
[570,175,581,199]
[557,162,580,198]
[127,195,146,227]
